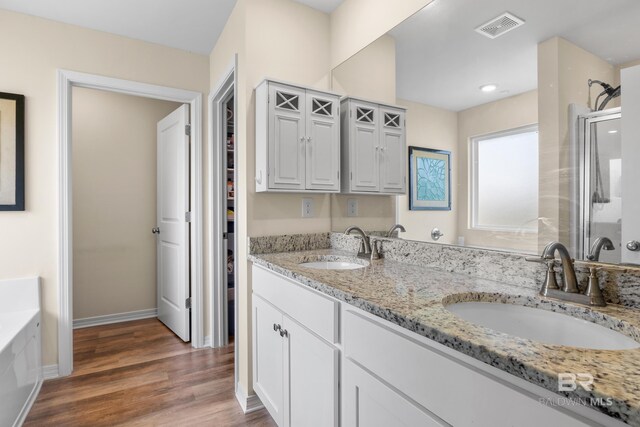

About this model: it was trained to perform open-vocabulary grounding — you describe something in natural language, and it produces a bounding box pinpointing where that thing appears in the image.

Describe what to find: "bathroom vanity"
[250,239,640,427]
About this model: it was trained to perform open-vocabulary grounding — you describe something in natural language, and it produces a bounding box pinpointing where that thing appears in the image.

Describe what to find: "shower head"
[588,79,616,95]
[588,79,621,111]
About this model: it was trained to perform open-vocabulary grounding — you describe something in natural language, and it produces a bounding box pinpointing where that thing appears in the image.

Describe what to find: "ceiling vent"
[475,12,525,39]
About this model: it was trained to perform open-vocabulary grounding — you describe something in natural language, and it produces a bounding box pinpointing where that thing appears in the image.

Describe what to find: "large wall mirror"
[330,0,640,266]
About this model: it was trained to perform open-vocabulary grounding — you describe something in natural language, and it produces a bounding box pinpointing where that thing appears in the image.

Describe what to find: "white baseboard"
[204,335,212,347]
[73,308,157,329]
[41,364,60,380]
[235,382,264,414]
[14,379,42,427]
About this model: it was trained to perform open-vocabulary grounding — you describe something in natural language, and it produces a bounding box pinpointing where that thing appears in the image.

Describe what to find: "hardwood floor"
[25,318,276,427]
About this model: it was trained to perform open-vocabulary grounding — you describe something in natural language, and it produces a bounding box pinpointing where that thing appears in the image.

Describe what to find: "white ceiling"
[0,0,344,54]
[294,0,343,13]
[0,0,237,54]
[391,0,640,111]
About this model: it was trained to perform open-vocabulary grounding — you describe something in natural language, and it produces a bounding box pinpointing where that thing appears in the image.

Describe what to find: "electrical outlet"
[347,198,358,217]
[302,198,314,218]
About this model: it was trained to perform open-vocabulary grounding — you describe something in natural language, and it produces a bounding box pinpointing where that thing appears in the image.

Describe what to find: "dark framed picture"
[409,146,451,211]
[0,92,25,211]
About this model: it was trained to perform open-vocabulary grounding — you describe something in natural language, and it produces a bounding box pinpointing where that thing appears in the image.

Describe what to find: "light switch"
[302,198,314,218]
[347,198,358,217]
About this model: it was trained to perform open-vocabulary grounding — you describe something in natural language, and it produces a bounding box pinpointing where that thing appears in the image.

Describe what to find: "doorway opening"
[209,65,236,352]
[57,70,204,377]
[71,87,184,340]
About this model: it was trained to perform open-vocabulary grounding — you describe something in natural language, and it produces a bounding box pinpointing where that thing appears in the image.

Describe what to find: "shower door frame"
[578,107,621,260]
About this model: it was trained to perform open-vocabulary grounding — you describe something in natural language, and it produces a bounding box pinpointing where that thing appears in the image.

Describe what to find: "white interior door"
[621,65,640,265]
[156,104,190,341]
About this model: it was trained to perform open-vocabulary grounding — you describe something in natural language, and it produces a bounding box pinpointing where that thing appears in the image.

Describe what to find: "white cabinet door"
[253,296,284,426]
[350,101,380,192]
[305,91,340,191]
[621,65,640,264]
[283,316,339,427]
[379,108,406,193]
[343,360,447,427]
[268,83,306,191]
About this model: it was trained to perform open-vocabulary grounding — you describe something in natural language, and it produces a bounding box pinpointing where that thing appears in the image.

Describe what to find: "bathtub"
[0,277,41,427]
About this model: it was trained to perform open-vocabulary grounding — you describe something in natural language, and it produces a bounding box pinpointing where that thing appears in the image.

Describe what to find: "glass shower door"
[584,112,622,264]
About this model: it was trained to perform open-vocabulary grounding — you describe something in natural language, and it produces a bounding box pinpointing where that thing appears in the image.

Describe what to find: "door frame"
[57,69,204,377]
[209,58,236,350]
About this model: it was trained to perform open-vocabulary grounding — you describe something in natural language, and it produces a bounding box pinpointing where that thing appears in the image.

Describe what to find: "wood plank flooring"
[25,318,276,426]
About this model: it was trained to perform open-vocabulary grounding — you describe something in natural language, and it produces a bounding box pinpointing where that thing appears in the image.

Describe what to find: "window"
[471,125,539,232]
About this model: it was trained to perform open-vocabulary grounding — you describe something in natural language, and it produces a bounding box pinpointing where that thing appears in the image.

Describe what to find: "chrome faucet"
[387,224,406,237]
[587,237,615,261]
[527,241,606,307]
[344,226,371,257]
[541,242,579,293]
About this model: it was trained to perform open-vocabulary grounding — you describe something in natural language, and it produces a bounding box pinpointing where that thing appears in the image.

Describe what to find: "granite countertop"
[249,248,640,426]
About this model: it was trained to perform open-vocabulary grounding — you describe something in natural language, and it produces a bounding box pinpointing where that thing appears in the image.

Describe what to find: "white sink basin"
[446,302,640,350]
[299,261,365,270]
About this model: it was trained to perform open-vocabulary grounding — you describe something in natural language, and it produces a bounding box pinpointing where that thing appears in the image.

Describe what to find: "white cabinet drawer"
[343,308,590,427]
[253,265,339,344]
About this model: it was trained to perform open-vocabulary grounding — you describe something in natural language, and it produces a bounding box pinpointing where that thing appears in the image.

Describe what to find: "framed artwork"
[0,92,25,211]
[409,146,451,211]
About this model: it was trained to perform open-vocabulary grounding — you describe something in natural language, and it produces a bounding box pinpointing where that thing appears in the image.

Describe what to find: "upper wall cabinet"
[255,80,341,193]
[340,98,406,195]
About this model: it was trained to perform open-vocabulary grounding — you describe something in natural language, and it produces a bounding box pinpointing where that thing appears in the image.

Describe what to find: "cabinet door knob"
[279,329,288,338]
[273,323,281,332]
[627,241,640,252]
[152,227,160,234]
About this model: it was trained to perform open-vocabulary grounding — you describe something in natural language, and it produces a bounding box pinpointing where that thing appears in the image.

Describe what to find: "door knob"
[152,227,160,234]
[626,241,640,252]
[431,228,444,241]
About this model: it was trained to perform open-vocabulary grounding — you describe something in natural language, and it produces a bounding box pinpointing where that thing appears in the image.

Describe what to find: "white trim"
[42,364,60,380]
[235,381,265,414]
[209,58,237,350]
[203,335,212,347]
[57,69,204,377]
[73,309,157,329]
[14,380,43,427]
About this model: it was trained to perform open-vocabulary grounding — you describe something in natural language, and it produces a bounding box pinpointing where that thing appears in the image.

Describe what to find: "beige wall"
[457,90,539,253]
[330,34,398,232]
[330,0,432,68]
[537,37,616,251]
[71,87,179,320]
[0,9,209,366]
[332,35,396,104]
[207,0,419,395]
[209,0,334,396]
[209,0,250,395]
[396,99,458,243]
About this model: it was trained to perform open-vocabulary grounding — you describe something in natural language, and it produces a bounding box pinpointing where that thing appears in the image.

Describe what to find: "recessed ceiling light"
[480,84,497,93]
[608,130,618,134]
